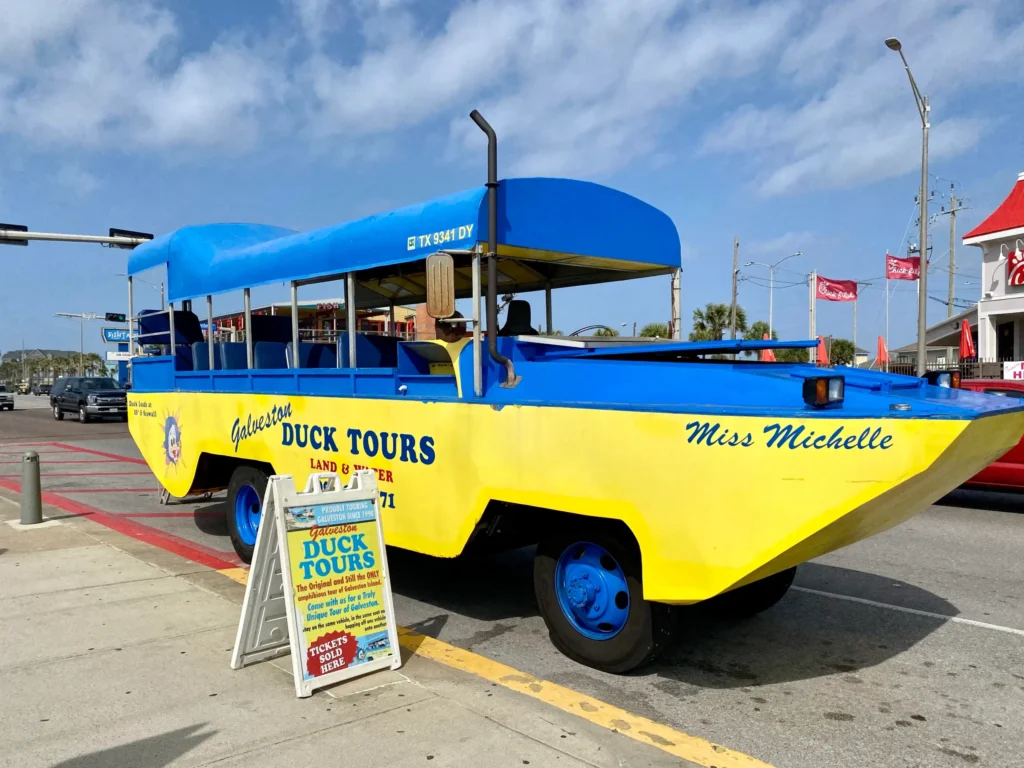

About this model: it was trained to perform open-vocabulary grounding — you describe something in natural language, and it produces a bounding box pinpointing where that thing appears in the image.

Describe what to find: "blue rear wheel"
[234,484,262,547]
[554,542,630,640]
[535,522,676,673]
[227,465,270,563]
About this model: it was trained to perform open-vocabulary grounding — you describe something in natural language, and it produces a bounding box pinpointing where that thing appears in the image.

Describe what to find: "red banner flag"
[959,321,976,360]
[760,333,776,362]
[886,252,921,281]
[816,276,858,302]
[877,335,890,364]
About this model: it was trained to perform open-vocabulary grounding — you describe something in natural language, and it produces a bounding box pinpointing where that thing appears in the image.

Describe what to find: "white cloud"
[1,0,1020,194]
[0,0,285,150]
[701,0,1024,196]
[55,164,101,196]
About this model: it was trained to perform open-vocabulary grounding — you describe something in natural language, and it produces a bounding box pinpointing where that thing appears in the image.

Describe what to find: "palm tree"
[639,322,669,338]
[744,321,776,343]
[593,327,620,337]
[84,353,105,376]
[690,303,747,341]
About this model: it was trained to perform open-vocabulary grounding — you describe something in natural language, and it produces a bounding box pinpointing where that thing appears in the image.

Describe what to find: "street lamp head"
[743,261,755,267]
[884,37,902,51]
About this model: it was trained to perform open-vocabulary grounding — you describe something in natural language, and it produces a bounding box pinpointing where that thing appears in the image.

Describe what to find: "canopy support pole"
[127,277,134,385]
[545,281,553,334]
[346,272,357,368]
[207,295,214,370]
[389,302,396,337]
[472,248,482,397]
[291,281,300,368]
[671,268,682,340]
[168,303,176,359]
[243,288,253,369]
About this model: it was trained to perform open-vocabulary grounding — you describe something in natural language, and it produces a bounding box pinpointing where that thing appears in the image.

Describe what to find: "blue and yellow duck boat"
[123,112,1024,671]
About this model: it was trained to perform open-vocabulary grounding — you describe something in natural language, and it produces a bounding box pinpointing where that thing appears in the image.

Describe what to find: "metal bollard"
[20,450,42,525]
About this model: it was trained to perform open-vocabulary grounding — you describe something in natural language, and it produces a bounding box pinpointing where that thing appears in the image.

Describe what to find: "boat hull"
[128,391,1024,603]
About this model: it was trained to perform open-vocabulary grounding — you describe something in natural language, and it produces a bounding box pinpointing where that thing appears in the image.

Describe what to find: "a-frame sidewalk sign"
[231,470,402,698]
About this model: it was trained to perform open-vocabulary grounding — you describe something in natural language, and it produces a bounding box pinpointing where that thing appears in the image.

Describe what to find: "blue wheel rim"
[234,484,261,546]
[554,541,630,640]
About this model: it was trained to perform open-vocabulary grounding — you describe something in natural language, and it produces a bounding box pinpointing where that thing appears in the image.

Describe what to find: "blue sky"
[2,0,1023,359]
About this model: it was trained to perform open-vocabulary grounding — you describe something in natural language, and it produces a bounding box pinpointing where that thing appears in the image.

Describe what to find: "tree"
[639,322,669,338]
[829,338,856,366]
[744,321,777,343]
[775,346,810,364]
[690,303,747,342]
[593,327,620,337]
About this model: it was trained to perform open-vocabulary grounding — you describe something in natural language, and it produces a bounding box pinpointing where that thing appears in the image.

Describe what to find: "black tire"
[226,465,269,563]
[78,406,89,424]
[534,521,675,674]
[53,404,64,421]
[708,566,797,618]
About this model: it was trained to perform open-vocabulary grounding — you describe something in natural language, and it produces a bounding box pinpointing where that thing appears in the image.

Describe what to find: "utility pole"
[730,237,739,340]
[809,270,817,364]
[935,190,969,365]
[936,190,968,316]
[948,193,957,318]
[852,282,872,357]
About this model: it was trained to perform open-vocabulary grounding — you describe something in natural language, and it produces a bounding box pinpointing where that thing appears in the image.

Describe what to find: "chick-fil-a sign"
[886,253,921,281]
[816,276,858,302]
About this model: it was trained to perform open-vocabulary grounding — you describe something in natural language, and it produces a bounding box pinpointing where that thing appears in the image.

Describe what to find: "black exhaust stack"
[470,110,519,388]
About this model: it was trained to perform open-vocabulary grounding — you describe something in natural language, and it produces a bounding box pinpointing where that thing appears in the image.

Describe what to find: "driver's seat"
[499,300,538,336]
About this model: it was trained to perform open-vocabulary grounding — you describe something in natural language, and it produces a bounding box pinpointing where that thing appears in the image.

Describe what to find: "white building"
[904,170,1024,368]
[963,170,1024,361]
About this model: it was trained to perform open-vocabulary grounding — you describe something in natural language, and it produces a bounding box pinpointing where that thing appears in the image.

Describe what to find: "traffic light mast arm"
[0,226,152,249]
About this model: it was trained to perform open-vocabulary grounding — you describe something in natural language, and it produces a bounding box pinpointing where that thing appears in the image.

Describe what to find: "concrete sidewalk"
[0,492,694,768]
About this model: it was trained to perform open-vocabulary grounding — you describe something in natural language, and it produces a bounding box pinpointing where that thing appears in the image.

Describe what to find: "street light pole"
[886,37,930,376]
[55,312,100,376]
[744,251,803,338]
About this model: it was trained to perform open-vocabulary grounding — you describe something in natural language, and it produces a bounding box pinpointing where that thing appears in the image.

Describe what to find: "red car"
[960,378,1024,489]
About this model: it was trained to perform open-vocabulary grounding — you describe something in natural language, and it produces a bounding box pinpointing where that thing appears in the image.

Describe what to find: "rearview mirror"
[425,252,455,319]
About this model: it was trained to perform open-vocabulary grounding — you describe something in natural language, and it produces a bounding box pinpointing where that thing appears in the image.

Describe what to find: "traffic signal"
[109,228,154,250]
[105,312,127,323]
[0,223,28,247]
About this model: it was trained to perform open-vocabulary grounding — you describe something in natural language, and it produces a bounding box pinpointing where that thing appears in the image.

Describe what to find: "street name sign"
[231,470,401,698]
[102,328,131,343]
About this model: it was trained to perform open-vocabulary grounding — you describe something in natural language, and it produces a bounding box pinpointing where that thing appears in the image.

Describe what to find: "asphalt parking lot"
[0,418,1021,768]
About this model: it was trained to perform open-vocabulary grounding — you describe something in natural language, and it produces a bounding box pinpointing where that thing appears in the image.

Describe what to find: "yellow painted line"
[217,567,772,767]
[396,627,772,767]
[218,567,249,585]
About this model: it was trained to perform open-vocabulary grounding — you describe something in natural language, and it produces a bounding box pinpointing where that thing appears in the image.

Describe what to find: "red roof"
[964,172,1024,240]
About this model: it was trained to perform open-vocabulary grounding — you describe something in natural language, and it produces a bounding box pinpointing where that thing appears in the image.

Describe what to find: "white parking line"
[793,585,1024,637]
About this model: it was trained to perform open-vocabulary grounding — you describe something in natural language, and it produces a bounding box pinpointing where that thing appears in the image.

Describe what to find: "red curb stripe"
[0,459,119,465]
[49,442,149,466]
[125,511,223,519]
[0,480,240,569]
[49,488,159,494]
[0,471,153,479]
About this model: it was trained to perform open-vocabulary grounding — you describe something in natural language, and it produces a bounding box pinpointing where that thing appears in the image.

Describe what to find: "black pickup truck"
[51,377,127,423]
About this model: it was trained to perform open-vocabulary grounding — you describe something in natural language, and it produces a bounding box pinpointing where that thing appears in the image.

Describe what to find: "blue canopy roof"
[128,177,680,304]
